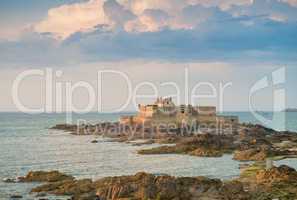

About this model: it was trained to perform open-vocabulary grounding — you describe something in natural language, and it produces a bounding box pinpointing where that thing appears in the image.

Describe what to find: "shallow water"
[0,112,296,199]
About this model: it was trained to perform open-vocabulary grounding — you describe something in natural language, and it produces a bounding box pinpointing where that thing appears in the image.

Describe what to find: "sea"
[0,112,297,199]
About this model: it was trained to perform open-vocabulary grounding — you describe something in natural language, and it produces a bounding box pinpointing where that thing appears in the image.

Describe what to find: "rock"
[28,171,249,200]
[3,178,16,183]
[18,171,74,182]
[233,148,270,161]
[189,147,223,157]
[256,165,297,185]
[94,172,227,200]
[91,140,98,143]
[131,139,154,146]
[221,180,250,199]
[10,194,23,199]
[51,124,78,132]
[241,165,297,200]
[31,179,94,200]
[74,192,97,200]
[138,145,181,155]
[155,136,181,144]
[138,134,234,157]
[35,192,47,197]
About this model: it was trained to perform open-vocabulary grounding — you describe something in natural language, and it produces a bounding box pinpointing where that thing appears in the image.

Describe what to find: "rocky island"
[8,98,297,199]
[51,98,297,161]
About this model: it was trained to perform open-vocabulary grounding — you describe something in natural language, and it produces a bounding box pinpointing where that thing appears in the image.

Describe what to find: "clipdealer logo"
[249,67,286,130]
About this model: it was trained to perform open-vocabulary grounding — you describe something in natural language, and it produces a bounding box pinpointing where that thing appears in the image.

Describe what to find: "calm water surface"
[0,112,296,199]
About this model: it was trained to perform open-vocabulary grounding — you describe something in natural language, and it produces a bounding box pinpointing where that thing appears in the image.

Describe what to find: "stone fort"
[120,97,238,134]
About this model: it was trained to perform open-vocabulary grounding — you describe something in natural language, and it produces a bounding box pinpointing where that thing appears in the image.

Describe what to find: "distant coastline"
[283,108,297,112]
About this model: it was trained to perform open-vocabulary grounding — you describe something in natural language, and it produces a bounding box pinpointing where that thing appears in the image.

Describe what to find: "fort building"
[120,97,238,134]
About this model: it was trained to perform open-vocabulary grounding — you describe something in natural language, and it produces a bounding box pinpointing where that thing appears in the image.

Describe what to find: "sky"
[0,0,296,112]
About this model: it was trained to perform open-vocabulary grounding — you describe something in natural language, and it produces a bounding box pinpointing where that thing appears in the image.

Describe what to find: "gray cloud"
[103,0,136,27]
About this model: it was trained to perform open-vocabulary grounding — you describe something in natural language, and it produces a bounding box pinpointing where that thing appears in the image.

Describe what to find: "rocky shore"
[51,122,297,161]
[38,122,297,199]
[18,170,249,200]
[9,164,297,200]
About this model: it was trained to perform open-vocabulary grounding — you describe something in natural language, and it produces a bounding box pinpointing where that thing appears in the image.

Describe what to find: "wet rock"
[189,147,223,157]
[19,171,74,182]
[131,139,154,146]
[3,178,16,183]
[35,192,47,197]
[138,134,234,157]
[138,145,181,154]
[10,194,23,199]
[51,124,78,132]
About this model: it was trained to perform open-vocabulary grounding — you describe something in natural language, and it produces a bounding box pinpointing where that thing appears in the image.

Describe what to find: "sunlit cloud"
[34,0,109,40]
[31,0,297,40]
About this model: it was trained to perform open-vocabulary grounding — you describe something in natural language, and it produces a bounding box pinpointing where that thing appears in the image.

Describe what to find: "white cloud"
[124,0,187,15]
[34,0,109,40]
[34,0,210,37]
[125,9,170,32]
[32,0,296,39]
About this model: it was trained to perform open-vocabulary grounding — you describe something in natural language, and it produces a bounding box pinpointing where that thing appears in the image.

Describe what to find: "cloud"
[31,0,297,40]
[125,9,170,32]
[34,0,109,39]
[0,0,296,67]
[103,0,136,28]
[187,0,252,10]
[126,0,188,15]
[281,0,297,7]
[229,0,297,23]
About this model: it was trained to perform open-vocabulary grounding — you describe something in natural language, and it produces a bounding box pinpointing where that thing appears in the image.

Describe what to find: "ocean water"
[0,112,296,199]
